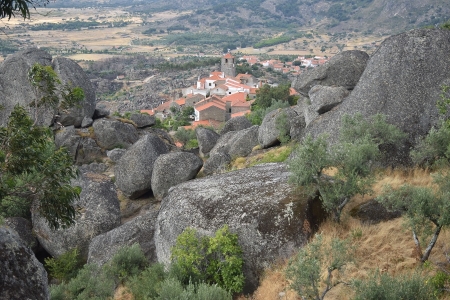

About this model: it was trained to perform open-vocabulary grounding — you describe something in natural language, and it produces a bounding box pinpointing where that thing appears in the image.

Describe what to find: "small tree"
[378,171,450,262]
[286,234,353,300]
[289,114,406,222]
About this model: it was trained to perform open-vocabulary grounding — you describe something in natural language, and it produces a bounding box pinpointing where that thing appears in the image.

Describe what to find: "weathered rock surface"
[52,57,96,127]
[155,163,325,292]
[195,127,220,156]
[4,217,39,252]
[76,137,104,165]
[88,209,159,267]
[220,116,252,135]
[0,48,95,127]
[208,125,259,159]
[107,148,127,163]
[258,107,298,149]
[151,152,203,200]
[202,152,232,175]
[0,227,49,300]
[32,173,121,258]
[78,163,108,174]
[115,134,169,199]
[129,113,155,128]
[293,50,369,96]
[54,126,80,159]
[304,29,450,165]
[93,105,110,119]
[305,85,350,126]
[350,199,402,225]
[93,118,139,150]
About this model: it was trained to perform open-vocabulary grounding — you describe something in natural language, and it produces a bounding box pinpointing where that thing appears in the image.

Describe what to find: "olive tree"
[289,114,406,222]
[378,171,450,262]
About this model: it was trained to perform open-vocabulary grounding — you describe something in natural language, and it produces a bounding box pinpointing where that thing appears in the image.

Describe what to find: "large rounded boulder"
[155,163,325,292]
[115,134,169,199]
[151,152,203,200]
[88,209,159,267]
[220,116,253,135]
[52,57,96,127]
[195,127,220,156]
[0,48,96,127]
[293,50,369,96]
[92,118,139,150]
[258,107,299,149]
[304,29,450,165]
[0,227,49,300]
[32,173,121,259]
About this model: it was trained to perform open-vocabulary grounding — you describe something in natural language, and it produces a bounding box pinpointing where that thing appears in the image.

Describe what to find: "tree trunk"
[421,225,442,262]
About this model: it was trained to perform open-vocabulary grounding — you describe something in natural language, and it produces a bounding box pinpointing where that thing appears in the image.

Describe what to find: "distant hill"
[48,0,450,34]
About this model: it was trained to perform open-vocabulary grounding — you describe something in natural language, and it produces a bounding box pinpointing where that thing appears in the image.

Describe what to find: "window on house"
[228,108,231,113]
[229,92,231,94]
[225,59,228,63]
[209,83,211,86]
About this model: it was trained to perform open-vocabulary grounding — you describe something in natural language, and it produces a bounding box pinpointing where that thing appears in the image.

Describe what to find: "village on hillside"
[141,53,330,126]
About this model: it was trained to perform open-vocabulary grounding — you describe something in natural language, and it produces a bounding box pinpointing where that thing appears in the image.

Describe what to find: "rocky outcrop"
[304,29,450,165]
[195,127,220,156]
[155,163,325,292]
[293,50,369,96]
[202,152,232,175]
[32,173,121,258]
[52,57,96,127]
[93,105,110,119]
[305,85,350,126]
[0,48,95,127]
[129,113,155,128]
[88,209,159,267]
[350,199,402,225]
[258,107,298,149]
[0,227,49,300]
[93,118,139,150]
[115,134,169,199]
[151,152,203,200]
[220,116,252,135]
[4,217,39,252]
[209,125,259,158]
[55,126,80,159]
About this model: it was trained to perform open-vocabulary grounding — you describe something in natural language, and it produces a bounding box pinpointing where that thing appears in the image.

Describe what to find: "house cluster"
[142,53,264,125]
[240,55,329,75]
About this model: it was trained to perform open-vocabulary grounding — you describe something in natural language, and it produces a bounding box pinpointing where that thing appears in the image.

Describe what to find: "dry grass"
[114,284,133,300]
[253,167,450,300]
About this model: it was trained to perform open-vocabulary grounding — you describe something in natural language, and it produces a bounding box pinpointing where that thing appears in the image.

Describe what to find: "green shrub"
[45,247,83,282]
[275,111,290,144]
[50,263,115,300]
[170,225,245,293]
[104,243,148,283]
[429,270,450,295]
[128,263,167,300]
[157,278,232,300]
[352,271,435,300]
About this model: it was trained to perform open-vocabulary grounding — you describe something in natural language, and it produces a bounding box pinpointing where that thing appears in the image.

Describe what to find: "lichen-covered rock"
[258,107,298,149]
[151,152,203,200]
[0,48,54,127]
[115,134,169,199]
[75,137,104,165]
[107,148,127,163]
[54,126,80,159]
[88,209,159,267]
[0,227,49,300]
[227,125,259,158]
[32,173,121,259]
[4,217,39,252]
[81,117,93,128]
[155,163,325,293]
[202,152,232,176]
[293,50,369,96]
[93,118,139,150]
[305,85,350,126]
[304,29,450,165]
[52,57,96,127]
[195,127,220,156]
[93,105,110,119]
[129,113,155,128]
[220,116,252,135]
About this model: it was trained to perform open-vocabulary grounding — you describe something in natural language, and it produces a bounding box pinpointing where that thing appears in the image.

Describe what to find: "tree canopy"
[0,0,48,20]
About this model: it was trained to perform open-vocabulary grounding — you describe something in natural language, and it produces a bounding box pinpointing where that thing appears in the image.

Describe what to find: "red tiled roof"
[231,110,250,118]
[182,119,222,130]
[195,101,226,112]
[140,109,155,116]
[223,53,234,59]
[175,98,186,105]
